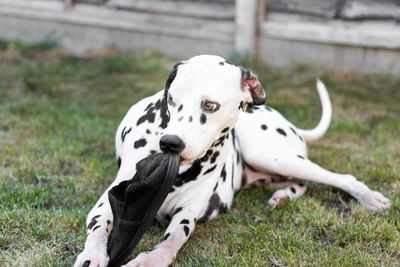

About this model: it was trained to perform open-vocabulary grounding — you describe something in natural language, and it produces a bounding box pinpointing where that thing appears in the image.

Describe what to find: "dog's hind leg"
[243,164,308,207]
[244,154,390,211]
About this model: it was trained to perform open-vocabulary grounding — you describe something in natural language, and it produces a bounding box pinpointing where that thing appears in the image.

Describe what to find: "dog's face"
[161,55,266,163]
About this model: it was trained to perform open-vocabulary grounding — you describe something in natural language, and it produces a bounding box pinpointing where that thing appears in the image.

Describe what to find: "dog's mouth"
[178,149,208,165]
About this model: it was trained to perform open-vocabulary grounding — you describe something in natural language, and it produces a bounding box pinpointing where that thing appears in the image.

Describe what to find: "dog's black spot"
[87,220,97,230]
[189,116,193,122]
[220,164,227,182]
[201,193,227,221]
[299,183,305,187]
[200,113,207,124]
[231,160,235,189]
[290,187,296,194]
[175,160,202,186]
[247,107,254,113]
[145,102,154,111]
[183,225,190,236]
[117,156,121,169]
[297,155,305,159]
[91,215,100,221]
[146,129,151,134]
[241,173,247,187]
[290,127,297,135]
[82,261,91,267]
[121,126,132,142]
[213,182,219,192]
[265,106,272,112]
[204,165,217,175]
[201,149,213,162]
[178,116,183,122]
[221,127,230,133]
[210,151,220,164]
[165,214,171,223]
[261,124,267,130]
[98,202,103,208]
[173,207,183,215]
[276,128,287,136]
[180,219,190,225]
[231,129,236,150]
[107,220,111,225]
[219,61,224,66]
[134,138,147,148]
[164,233,171,240]
[174,180,183,187]
[154,99,161,110]
[137,107,156,126]
[178,105,183,112]
[299,135,303,142]
[213,134,226,147]
[159,102,170,129]
[236,149,241,165]
[93,225,101,232]
[150,150,157,154]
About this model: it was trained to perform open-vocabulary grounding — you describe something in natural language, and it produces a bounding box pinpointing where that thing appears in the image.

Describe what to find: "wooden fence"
[0,0,399,74]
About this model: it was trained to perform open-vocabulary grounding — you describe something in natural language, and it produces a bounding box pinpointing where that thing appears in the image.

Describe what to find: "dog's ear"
[240,67,266,106]
[165,62,183,90]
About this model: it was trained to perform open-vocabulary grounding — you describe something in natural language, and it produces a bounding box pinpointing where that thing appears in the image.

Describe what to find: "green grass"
[0,42,399,266]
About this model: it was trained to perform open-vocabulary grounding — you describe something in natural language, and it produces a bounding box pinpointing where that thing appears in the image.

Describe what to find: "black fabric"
[107,153,180,267]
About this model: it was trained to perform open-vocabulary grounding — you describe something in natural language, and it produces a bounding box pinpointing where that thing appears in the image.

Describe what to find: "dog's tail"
[297,79,332,142]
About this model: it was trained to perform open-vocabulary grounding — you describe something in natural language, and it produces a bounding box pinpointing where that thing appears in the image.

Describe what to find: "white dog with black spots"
[74,55,391,267]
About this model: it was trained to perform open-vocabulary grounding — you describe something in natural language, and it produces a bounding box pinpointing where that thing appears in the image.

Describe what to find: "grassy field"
[0,41,399,266]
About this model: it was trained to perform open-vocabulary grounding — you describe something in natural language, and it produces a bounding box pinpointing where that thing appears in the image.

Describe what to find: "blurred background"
[0,0,399,74]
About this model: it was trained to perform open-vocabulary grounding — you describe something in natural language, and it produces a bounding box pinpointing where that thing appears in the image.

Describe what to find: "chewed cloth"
[107,153,180,267]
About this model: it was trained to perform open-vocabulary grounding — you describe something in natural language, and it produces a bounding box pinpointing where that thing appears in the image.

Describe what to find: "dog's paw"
[74,248,109,267]
[357,190,391,211]
[122,250,172,267]
[268,191,289,208]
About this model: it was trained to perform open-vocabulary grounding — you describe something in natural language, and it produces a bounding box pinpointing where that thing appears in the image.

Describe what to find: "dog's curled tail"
[297,79,332,142]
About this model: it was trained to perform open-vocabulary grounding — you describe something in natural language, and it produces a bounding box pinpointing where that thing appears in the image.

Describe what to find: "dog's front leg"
[74,191,112,267]
[122,209,197,267]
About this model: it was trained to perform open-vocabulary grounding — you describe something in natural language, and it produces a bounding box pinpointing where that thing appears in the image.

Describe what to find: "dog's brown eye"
[202,101,220,112]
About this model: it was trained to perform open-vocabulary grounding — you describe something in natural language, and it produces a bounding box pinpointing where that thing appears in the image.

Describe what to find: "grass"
[0,41,399,266]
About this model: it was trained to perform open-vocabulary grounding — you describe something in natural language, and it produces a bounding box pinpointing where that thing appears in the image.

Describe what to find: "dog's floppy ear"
[240,67,266,106]
[165,62,183,90]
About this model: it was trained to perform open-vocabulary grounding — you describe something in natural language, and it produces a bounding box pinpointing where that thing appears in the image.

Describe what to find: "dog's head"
[159,55,266,163]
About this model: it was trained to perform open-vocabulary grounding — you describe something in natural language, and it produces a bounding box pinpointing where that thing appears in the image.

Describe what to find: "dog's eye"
[202,101,220,112]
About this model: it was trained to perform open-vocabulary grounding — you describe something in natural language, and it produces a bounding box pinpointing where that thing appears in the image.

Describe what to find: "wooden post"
[235,0,258,56]
[64,0,73,9]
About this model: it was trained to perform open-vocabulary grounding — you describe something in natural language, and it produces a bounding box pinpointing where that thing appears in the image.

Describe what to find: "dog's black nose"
[159,135,185,154]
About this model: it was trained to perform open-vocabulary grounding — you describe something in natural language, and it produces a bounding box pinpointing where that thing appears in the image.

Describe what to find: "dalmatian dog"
[74,55,391,267]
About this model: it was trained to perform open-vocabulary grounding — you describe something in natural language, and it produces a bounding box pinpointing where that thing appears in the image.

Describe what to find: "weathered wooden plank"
[259,37,400,75]
[0,0,234,42]
[268,0,340,18]
[75,0,107,4]
[340,0,400,20]
[106,0,235,19]
[261,13,400,49]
